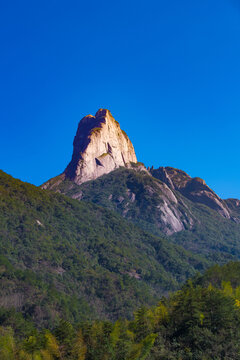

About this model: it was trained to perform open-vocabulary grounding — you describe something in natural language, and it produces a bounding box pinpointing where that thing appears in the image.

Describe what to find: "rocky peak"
[64,109,137,184]
[151,166,231,219]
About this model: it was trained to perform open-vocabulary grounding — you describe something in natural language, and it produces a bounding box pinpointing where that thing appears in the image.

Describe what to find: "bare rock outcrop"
[64,109,137,184]
[151,167,231,219]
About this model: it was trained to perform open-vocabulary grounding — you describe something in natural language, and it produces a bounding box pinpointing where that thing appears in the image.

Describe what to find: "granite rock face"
[151,167,231,219]
[64,109,137,184]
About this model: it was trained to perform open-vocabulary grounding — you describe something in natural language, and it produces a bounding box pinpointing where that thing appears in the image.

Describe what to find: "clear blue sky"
[0,0,240,199]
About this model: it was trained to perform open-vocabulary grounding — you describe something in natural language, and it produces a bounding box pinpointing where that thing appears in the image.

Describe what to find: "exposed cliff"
[43,109,137,188]
[65,108,137,184]
[151,167,231,219]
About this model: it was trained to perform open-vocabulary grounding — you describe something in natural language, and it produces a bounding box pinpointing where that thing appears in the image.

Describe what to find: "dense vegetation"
[171,199,240,262]
[49,168,240,263]
[2,169,240,358]
[0,170,207,327]
[2,261,240,359]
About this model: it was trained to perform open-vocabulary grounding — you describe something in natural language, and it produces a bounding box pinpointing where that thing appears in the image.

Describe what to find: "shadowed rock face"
[64,109,137,184]
[151,167,231,219]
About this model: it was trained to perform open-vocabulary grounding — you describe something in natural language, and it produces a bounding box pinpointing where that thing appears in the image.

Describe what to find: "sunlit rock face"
[64,109,137,184]
[151,167,231,219]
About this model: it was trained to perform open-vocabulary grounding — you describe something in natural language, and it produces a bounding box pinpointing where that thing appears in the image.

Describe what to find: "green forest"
[2,261,240,359]
[1,170,240,359]
[0,170,207,324]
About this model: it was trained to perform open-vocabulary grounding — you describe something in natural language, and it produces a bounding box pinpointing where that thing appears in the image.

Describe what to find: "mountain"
[1,108,240,358]
[0,170,207,327]
[42,109,240,263]
[1,108,240,327]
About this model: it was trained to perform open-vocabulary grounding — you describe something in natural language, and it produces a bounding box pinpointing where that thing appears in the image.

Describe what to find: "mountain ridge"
[151,166,232,220]
[42,109,240,236]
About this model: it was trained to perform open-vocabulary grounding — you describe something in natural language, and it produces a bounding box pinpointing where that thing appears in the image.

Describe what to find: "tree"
[0,326,16,360]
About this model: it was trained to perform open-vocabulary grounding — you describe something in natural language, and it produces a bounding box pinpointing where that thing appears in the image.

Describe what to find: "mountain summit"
[64,109,137,184]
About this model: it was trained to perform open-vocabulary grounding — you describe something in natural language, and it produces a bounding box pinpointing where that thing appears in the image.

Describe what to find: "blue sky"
[0,0,240,199]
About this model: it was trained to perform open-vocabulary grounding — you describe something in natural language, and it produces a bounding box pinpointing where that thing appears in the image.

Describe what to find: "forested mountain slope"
[0,170,207,327]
